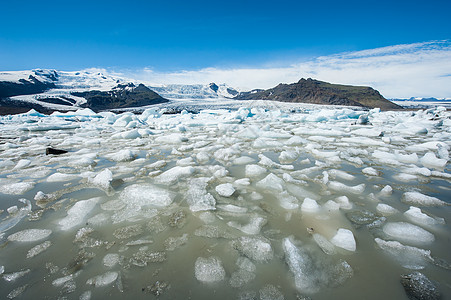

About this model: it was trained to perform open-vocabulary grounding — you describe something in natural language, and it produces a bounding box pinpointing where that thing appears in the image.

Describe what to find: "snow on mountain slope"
[150,82,239,99]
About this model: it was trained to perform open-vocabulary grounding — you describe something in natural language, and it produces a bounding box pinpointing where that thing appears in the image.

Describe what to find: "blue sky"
[1,0,451,97]
[1,0,450,71]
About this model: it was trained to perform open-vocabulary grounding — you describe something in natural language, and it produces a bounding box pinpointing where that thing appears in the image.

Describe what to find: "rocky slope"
[235,78,402,110]
[72,83,167,111]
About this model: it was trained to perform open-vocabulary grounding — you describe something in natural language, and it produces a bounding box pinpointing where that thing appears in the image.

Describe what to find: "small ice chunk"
[13,159,31,170]
[420,152,447,169]
[376,203,398,215]
[7,206,18,215]
[120,184,175,207]
[86,271,118,287]
[217,204,247,213]
[234,178,251,186]
[335,196,353,209]
[215,183,235,197]
[233,156,255,165]
[380,185,393,196]
[27,241,51,258]
[194,257,226,283]
[312,233,336,255]
[394,173,418,182]
[228,216,267,235]
[402,192,446,207]
[330,229,356,251]
[278,192,299,209]
[8,229,52,242]
[383,222,435,244]
[186,178,216,212]
[404,207,444,226]
[256,173,284,192]
[233,236,273,262]
[324,200,340,211]
[103,253,120,268]
[375,238,433,270]
[362,167,379,176]
[88,169,113,190]
[155,166,195,185]
[47,172,79,182]
[301,198,320,213]
[1,182,35,195]
[245,164,267,178]
[155,133,188,144]
[279,151,298,164]
[59,198,100,230]
[328,181,365,194]
[259,284,284,300]
[328,169,355,181]
[176,157,194,166]
[107,149,136,162]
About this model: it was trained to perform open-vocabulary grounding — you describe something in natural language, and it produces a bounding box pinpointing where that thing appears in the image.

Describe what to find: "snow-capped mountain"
[149,82,239,100]
[0,69,244,114]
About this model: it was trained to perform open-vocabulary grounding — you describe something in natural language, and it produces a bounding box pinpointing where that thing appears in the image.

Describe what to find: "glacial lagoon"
[0,104,450,299]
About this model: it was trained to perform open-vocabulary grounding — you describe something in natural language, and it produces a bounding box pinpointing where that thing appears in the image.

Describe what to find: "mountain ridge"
[235,78,402,110]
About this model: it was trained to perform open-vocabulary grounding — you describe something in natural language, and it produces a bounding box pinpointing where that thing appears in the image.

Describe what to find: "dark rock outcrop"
[72,83,168,111]
[0,74,56,99]
[235,78,402,110]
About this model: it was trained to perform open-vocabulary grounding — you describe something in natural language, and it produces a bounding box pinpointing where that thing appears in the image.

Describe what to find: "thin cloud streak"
[128,40,451,98]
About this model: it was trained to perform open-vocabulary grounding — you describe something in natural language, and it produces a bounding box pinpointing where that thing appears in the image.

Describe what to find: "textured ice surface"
[375,238,433,269]
[233,236,273,262]
[215,183,235,197]
[8,229,52,242]
[120,184,175,207]
[0,104,450,299]
[59,198,100,230]
[383,222,435,244]
[86,271,118,287]
[402,192,446,206]
[194,257,226,283]
[330,229,356,251]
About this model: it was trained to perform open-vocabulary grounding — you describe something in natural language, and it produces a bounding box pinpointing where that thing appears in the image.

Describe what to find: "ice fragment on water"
[376,203,398,216]
[402,192,446,207]
[185,178,216,212]
[404,206,445,226]
[259,284,284,300]
[330,228,356,251]
[2,269,31,282]
[86,271,118,287]
[233,236,273,262]
[256,173,284,192]
[375,238,433,270]
[27,240,51,258]
[279,151,299,164]
[228,215,267,235]
[155,166,195,185]
[13,159,31,170]
[88,168,113,190]
[233,156,255,165]
[215,183,235,197]
[164,233,188,251]
[245,164,267,178]
[400,272,441,300]
[420,152,447,169]
[362,167,379,176]
[103,253,120,268]
[335,196,352,210]
[301,198,320,213]
[7,284,28,299]
[120,184,175,207]
[379,185,393,196]
[383,222,435,244]
[47,172,79,182]
[194,256,226,283]
[79,291,92,300]
[312,233,336,255]
[328,181,365,194]
[113,224,143,239]
[1,182,35,195]
[8,229,52,242]
[59,198,99,230]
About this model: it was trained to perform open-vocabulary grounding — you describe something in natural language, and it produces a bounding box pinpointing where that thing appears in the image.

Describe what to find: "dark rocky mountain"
[0,71,57,99]
[235,78,402,110]
[72,83,168,111]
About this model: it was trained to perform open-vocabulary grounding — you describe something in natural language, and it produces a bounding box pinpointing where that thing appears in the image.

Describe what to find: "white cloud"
[127,40,451,98]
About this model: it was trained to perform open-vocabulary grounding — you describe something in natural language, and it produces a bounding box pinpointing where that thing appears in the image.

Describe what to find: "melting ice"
[0,104,450,299]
